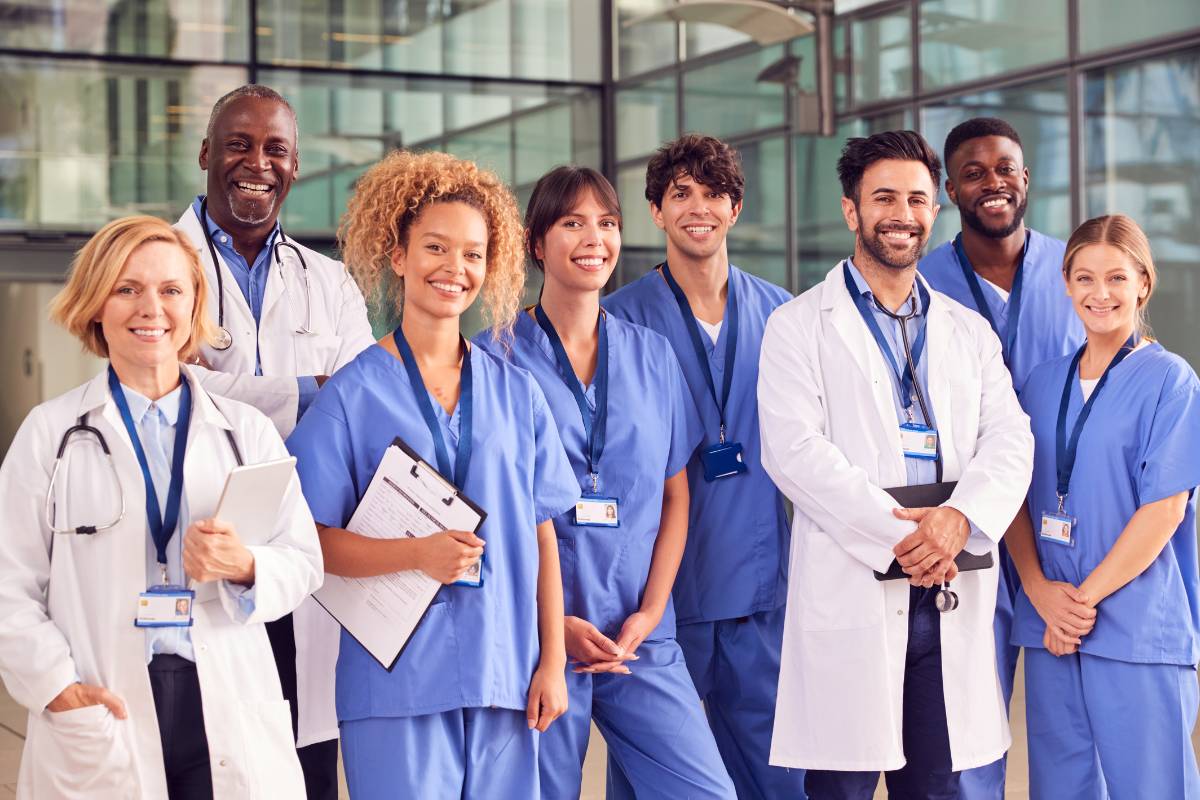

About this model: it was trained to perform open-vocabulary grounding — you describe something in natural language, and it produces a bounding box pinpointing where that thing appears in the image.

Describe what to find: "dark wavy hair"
[837,130,942,204]
[943,116,1023,170]
[644,134,745,208]
[524,166,622,272]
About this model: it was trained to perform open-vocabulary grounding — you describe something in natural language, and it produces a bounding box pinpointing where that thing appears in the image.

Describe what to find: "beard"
[225,189,277,226]
[962,194,1027,239]
[859,222,927,271]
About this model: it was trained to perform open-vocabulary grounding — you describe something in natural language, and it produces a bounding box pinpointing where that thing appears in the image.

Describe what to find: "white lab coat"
[759,263,1033,772]
[176,207,376,746]
[0,367,323,798]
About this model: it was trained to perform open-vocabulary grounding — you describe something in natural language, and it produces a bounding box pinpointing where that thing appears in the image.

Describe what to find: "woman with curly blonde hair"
[286,150,579,798]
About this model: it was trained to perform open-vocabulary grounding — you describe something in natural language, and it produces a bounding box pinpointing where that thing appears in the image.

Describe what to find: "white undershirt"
[696,316,723,345]
[980,275,1010,303]
[1080,339,1150,400]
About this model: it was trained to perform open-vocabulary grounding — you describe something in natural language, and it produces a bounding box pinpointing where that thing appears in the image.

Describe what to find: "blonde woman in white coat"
[0,216,322,799]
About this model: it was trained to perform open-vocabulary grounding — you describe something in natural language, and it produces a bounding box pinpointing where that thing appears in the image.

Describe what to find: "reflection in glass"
[683,46,786,140]
[0,57,244,230]
[920,77,1071,249]
[257,0,602,82]
[616,0,677,78]
[1084,50,1200,367]
[1080,0,1200,54]
[851,9,912,106]
[728,138,788,289]
[919,0,1066,91]
[616,163,661,252]
[0,0,249,61]
[616,77,678,161]
[261,70,601,236]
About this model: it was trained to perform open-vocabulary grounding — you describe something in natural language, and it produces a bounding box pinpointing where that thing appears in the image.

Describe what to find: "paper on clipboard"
[312,437,486,671]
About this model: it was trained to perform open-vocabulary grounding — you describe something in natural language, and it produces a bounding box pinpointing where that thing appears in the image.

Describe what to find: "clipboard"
[312,436,487,672]
[873,481,994,581]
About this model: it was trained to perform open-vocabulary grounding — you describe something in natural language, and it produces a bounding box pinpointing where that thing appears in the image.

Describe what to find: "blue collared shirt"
[845,259,937,487]
[121,382,256,663]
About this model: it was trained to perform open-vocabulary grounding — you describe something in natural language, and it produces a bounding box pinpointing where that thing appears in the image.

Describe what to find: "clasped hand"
[1029,579,1095,656]
[891,506,970,587]
[183,518,255,585]
[564,610,660,675]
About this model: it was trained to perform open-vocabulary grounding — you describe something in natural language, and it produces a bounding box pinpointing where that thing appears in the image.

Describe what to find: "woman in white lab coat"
[0,216,322,798]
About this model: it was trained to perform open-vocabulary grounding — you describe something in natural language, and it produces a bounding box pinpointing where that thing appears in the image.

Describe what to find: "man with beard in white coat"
[758,130,1033,799]
[173,84,375,799]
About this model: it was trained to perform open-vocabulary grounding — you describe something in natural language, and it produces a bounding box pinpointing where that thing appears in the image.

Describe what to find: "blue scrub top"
[476,312,703,642]
[1012,343,1200,666]
[603,265,791,624]
[919,228,1084,392]
[286,343,580,720]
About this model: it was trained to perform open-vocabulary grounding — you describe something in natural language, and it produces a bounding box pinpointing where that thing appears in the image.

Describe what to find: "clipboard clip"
[410,462,459,506]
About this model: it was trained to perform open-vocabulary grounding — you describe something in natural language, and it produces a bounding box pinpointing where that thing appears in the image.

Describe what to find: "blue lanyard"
[392,326,473,488]
[533,306,608,486]
[952,232,1027,364]
[1055,333,1138,501]
[661,261,738,442]
[841,263,930,418]
[108,367,192,568]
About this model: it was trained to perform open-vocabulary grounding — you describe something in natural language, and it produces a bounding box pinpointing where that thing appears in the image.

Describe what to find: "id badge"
[575,495,620,528]
[135,585,195,628]
[700,441,748,482]
[900,422,938,461]
[455,553,485,588]
[1040,511,1075,547]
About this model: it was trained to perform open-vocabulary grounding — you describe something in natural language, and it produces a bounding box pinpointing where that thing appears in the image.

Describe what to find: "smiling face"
[946,135,1029,239]
[1065,243,1149,339]
[97,240,195,373]
[651,173,741,263]
[199,96,298,230]
[391,201,488,324]
[842,158,939,271]
[535,189,620,295]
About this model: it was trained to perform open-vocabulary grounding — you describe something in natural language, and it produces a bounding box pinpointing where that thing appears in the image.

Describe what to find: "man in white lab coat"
[174,84,375,799]
[759,130,1033,799]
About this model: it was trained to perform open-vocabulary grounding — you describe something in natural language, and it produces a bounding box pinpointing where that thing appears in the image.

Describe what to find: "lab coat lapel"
[923,279,961,479]
[260,240,287,325]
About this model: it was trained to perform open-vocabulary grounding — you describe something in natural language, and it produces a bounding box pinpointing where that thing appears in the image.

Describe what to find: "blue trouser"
[609,605,806,799]
[341,707,538,799]
[805,587,959,800]
[957,543,1020,800]
[1025,647,1200,800]
[540,637,735,799]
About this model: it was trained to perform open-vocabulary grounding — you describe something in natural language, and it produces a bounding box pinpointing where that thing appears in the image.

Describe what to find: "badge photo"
[1040,511,1075,546]
[899,422,938,460]
[575,495,620,527]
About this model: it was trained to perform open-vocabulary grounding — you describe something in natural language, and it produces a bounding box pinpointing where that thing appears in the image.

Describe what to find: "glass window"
[616,0,677,79]
[0,0,249,61]
[851,8,912,106]
[683,46,786,139]
[920,77,1071,249]
[919,0,1067,91]
[1084,49,1200,368]
[1080,1,1200,54]
[261,70,601,236]
[615,77,677,161]
[614,162,663,286]
[728,138,788,289]
[256,0,602,82]
[793,112,910,291]
[0,57,244,231]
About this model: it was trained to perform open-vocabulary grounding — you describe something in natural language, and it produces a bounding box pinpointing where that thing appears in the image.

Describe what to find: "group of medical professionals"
[0,80,1195,800]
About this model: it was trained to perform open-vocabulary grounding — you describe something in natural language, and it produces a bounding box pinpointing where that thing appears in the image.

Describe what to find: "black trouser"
[149,654,213,800]
[266,612,340,800]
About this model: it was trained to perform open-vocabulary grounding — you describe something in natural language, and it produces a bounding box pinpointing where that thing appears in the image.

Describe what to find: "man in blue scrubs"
[604,134,804,799]
[918,116,1084,800]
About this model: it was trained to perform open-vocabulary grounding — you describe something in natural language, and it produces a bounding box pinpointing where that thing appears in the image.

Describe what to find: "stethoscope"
[45,408,243,536]
[197,198,316,351]
[874,289,959,614]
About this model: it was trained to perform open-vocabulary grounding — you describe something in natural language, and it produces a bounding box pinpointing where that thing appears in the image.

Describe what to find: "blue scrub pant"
[341,707,538,799]
[608,605,806,799]
[805,588,959,800]
[1025,648,1200,800]
[957,543,1020,800]
[540,637,735,799]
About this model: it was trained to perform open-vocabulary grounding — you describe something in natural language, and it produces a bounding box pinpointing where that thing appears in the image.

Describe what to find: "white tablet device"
[213,456,298,545]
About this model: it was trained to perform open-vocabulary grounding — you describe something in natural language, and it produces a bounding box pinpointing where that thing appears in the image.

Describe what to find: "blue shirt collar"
[118,381,183,426]
[845,257,924,317]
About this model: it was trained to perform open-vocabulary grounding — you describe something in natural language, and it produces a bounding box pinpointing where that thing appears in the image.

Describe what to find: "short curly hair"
[645,134,745,208]
[338,150,526,336]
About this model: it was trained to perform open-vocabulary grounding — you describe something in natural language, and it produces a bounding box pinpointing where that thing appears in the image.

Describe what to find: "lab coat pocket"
[296,333,342,375]
[33,705,136,797]
[241,700,305,798]
[796,529,883,632]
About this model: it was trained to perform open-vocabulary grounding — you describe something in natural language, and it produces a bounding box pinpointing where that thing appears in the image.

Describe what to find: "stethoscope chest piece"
[212,326,233,351]
[935,582,959,613]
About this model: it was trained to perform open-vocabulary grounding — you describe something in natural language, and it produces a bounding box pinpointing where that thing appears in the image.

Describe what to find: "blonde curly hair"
[339,150,525,337]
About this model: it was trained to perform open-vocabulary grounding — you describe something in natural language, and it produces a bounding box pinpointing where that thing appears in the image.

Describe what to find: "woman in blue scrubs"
[477,166,735,799]
[286,151,580,799]
[1007,214,1200,799]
